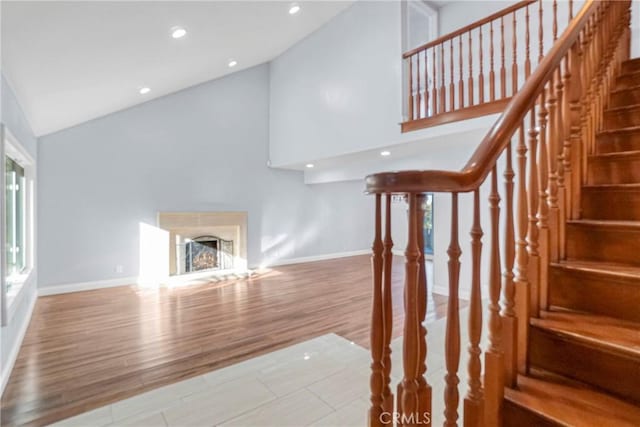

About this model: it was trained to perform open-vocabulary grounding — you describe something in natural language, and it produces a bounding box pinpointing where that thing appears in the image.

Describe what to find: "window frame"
[1,124,36,326]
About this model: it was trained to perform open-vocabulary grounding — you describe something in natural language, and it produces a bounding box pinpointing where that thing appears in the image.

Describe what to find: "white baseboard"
[38,276,138,296]
[433,284,472,300]
[258,249,370,268]
[1,289,37,397]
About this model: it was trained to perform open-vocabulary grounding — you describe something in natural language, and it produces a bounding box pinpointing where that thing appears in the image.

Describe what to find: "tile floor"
[50,307,485,427]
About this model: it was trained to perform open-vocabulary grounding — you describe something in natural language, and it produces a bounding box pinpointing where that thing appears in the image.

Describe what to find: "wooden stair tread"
[505,374,640,427]
[605,103,640,113]
[567,219,640,229]
[550,260,640,279]
[597,124,640,134]
[611,84,640,94]
[588,149,640,159]
[583,183,640,188]
[531,310,640,358]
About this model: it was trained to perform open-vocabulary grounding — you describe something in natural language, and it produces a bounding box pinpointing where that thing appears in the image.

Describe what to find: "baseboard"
[258,249,370,268]
[433,284,472,300]
[1,288,37,397]
[38,276,138,296]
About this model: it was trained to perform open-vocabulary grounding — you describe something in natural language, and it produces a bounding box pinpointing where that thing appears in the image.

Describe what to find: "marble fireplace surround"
[158,212,248,276]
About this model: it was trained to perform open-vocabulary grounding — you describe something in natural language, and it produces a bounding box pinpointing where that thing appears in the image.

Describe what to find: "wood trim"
[401,98,510,133]
[403,1,536,59]
[368,0,600,194]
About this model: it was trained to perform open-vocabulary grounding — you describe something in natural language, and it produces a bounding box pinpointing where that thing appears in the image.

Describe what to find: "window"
[1,124,35,324]
[5,155,27,289]
[423,193,434,255]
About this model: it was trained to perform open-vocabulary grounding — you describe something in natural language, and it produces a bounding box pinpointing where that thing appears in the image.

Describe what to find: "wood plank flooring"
[0,255,466,426]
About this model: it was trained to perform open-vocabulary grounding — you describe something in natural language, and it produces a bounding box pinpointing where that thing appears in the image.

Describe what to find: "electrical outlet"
[115,265,124,273]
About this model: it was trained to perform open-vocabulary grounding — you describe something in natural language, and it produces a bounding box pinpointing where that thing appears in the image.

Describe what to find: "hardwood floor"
[0,255,466,426]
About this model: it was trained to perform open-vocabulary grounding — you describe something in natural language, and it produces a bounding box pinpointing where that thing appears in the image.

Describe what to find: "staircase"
[366,1,640,426]
[502,57,640,426]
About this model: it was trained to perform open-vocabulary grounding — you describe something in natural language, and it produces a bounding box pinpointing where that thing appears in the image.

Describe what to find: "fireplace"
[184,236,233,273]
[158,211,248,277]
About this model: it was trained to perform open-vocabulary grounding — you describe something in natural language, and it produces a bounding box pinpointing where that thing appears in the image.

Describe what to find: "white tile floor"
[51,307,486,427]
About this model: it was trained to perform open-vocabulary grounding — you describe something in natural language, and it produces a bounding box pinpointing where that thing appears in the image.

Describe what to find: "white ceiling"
[1,1,354,136]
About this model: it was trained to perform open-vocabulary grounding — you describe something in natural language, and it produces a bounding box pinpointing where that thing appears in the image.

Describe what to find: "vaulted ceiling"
[1,1,354,136]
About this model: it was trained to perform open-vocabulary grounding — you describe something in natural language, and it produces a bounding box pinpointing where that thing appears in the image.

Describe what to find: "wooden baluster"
[408,56,414,121]
[444,193,461,427]
[490,21,496,102]
[514,10,521,96]
[416,194,432,423]
[382,195,394,416]
[398,193,421,427]
[479,25,485,103]
[553,0,558,43]
[515,122,530,375]
[424,51,430,118]
[464,189,483,427]
[450,39,455,111]
[556,60,567,260]
[538,0,544,63]
[369,194,384,427]
[537,85,550,312]
[524,6,531,79]
[563,47,577,222]
[527,106,540,317]
[416,53,422,120]
[440,43,446,113]
[547,71,560,265]
[500,17,506,99]
[569,0,573,22]
[468,30,474,106]
[484,167,504,427]
[459,36,465,109]
[502,141,517,388]
[432,48,438,116]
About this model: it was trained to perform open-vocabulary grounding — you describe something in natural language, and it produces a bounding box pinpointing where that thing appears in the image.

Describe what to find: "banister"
[402,0,535,59]
[367,0,599,194]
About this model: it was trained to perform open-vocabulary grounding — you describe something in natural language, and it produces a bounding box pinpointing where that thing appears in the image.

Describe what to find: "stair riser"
[609,86,640,107]
[502,400,559,427]
[604,109,640,129]
[597,131,640,153]
[622,60,640,74]
[581,189,640,220]
[530,327,640,404]
[549,267,640,323]
[615,73,640,90]
[587,156,640,184]
[566,223,640,266]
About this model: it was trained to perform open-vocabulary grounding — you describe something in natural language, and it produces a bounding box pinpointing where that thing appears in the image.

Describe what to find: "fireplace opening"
[183,235,234,273]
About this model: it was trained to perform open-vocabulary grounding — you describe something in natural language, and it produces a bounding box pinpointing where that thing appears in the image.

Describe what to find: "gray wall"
[1,74,38,391]
[38,64,373,288]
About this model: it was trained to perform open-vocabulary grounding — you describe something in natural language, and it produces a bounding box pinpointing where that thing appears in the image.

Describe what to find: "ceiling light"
[139,87,151,95]
[306,163,314,168]
[171,26,187,39]
[380,150,391,156]
[289,4,300,14]
[228,60,238,68]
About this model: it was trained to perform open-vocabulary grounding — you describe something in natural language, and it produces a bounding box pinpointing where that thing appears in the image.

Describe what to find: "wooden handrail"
[369,1,631,425]
[403,0,535,59]
[368,0,599,194]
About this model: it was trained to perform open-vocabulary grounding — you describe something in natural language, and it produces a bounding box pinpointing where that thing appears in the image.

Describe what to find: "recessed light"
[380,150,391,156]
[171,26,187,39]
[289,4,300,14]
[139,87,151,95]
[228,60,238,68]
[306,163,314,168]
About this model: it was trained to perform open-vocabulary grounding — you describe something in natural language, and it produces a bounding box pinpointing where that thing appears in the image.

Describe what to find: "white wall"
[1,74,38,395]
[37,64,373,289]
[269,1,405,167]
